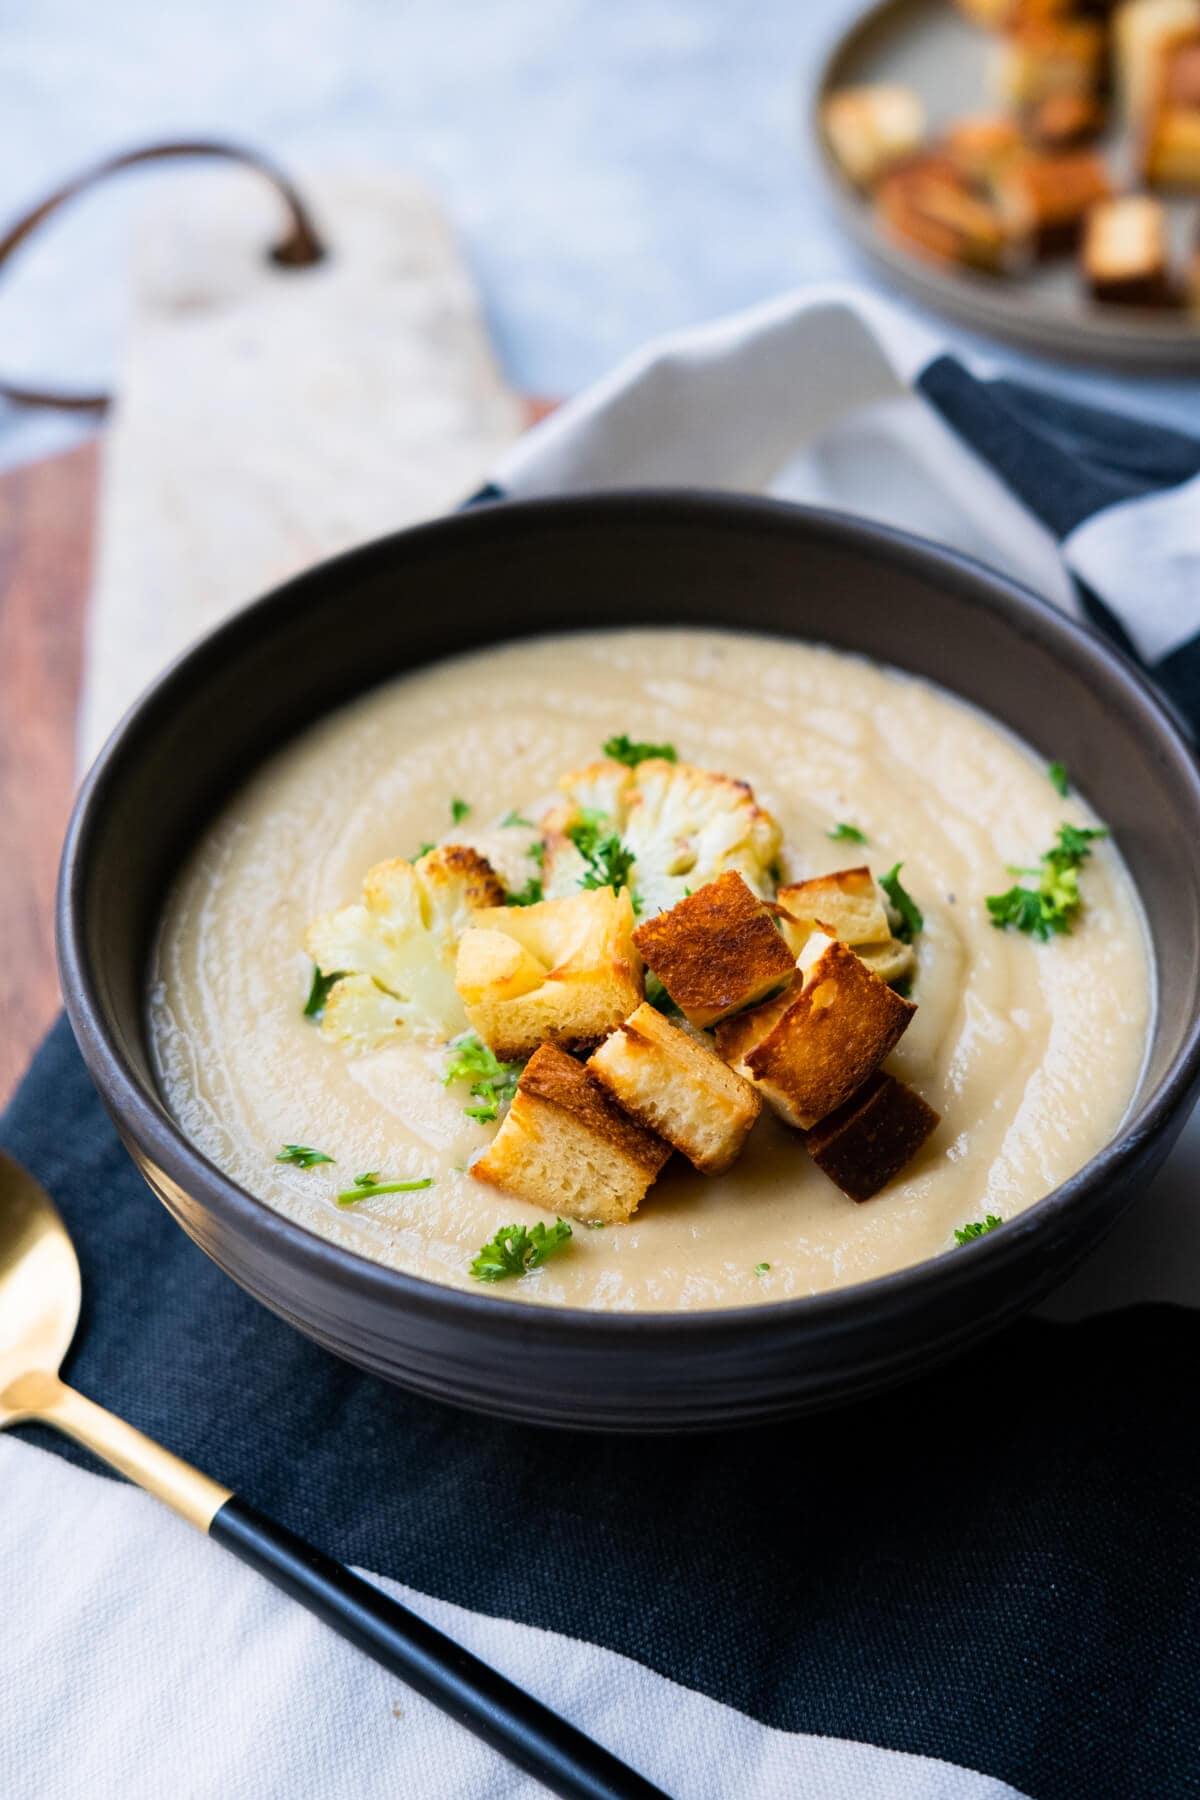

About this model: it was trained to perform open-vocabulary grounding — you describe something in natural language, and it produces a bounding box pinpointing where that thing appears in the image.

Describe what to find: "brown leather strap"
[0,140,326,416]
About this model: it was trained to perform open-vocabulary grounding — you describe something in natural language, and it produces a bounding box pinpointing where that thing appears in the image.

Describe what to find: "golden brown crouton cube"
[588,1001,762,1175]
[1142,33,1200,184]
[1116,0,1200,123]
[874,153,1012,272]
[996,148,1113,253]
[775,867,890,951]
[715,933,916,1130]
[455,887,642,1060]
[472,1043,671,1223]
[1083,195,1175,302]
[632,872,796,1030]
[806,1072,941,1202]
[996,20,1107,114]
[822,84,927,189]
[944,116,1025,181]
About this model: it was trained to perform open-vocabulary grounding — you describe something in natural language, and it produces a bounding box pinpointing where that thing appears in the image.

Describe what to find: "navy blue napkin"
[4,1013,1199,1800]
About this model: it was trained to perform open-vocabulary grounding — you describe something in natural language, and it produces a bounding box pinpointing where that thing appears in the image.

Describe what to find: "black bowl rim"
[57,488,1200,1344]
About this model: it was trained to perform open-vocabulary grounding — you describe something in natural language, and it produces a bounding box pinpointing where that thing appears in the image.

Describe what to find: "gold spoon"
[0,1150,667,1800]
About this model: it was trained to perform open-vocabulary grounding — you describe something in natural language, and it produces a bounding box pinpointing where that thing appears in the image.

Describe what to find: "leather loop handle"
[0,140,327,416]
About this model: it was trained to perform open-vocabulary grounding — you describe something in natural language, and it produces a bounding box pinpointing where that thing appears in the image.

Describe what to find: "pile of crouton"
[464,869,938,1228]
[822,0,1200,309]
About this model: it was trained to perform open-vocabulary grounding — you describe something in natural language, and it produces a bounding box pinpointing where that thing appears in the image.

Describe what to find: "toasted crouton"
[456,887,642,1060]
[632,872,795,1030]
[1142,32,1200,184]
[588,1001,762,1175]
[1116,0,1200,122]
[944,116,1025,181]
[775,867,890,949]
[995,148,1112,253]
[995,19,1107,114]
[1083,195,1174,301]
[822,84,927,189]
[715,933,916,1130]
[806,1072,941,1202]
[472,1043,671,1223]
[874,153,1012,272]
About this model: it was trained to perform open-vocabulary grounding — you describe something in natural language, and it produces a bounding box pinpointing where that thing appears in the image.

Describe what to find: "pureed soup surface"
[150,628,1151,1311]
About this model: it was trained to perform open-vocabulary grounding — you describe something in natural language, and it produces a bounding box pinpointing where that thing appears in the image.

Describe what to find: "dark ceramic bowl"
[58,493,1200,1431]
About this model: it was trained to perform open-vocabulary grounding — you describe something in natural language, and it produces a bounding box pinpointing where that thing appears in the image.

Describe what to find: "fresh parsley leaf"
[603,734,677,767]
[528,840,545,867]
[1048,761,1069,798]
[303,965,343,1019]
[828,822,867,844]
[450,797,471,824]
[880,863,924,943]
[954,1214,1003,1244]
[501,810,535,829]
[565,807,639,902]
[276,1143,335,1168]
[445,1034,523,1121]
[413,841,436,860]
[470,1218,573,1281]
[986,824,1107,942]
[505,875,544,908]
[754,1262,771,1276]
[336,1173,434,1207]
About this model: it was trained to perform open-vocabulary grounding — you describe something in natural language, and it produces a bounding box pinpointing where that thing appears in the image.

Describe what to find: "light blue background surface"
[0,0,1195,472]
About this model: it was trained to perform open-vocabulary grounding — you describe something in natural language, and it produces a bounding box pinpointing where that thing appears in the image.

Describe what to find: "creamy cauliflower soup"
[149,628,1151,1311]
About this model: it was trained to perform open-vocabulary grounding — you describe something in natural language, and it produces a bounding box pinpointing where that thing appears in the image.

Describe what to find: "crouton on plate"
[472,1042,672,1223]
[1116,0,1200,122]
[632,871,796,1029]
[1083,194,1174,301]
[456,886,642,1060]
[874,153,1013,272]
[995,147,1113,253]
[806,1071,941,1202]
[822,84,927,189]
[715,932,916,1130]
[589,1001,762,1175]
[1142,29,1200,185]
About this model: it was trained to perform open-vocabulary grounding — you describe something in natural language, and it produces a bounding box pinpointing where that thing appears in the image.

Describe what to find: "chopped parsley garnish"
[754,1262,771,1276]
[303,965,343,1020]
[1048,761,1069,798]
[276,1143,335,1168]
[986,823,1107,942]
[954,1214,1003,1244]
[501,810,535,829]
[445,1034,522,1123]
[336,1172,434,1207]
[528,840,545,867]
[879,863,924,943]
[413,841,436,860]
[603,734,677,767]
[828,822,867,844]
[567,808,638,900]
[471,1218,573,1281]
[450,797,471,824]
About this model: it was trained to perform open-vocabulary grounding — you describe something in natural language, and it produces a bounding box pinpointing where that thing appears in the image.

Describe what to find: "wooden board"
[0,441,96,1108]
[0,401,557,1111]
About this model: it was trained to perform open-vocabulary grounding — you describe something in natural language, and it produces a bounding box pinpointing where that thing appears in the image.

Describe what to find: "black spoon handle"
[210,1496,671,1800]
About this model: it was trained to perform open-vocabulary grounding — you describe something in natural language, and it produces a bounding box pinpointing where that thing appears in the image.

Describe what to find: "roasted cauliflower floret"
[541,757,782,918]
[455,886,642,1060]
[305,845,505,1050]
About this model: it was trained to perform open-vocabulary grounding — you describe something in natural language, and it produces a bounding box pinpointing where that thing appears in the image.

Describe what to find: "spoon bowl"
[0,1152,81,1422]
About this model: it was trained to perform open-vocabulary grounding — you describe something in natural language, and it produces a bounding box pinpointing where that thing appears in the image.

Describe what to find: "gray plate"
[812,0,1200,369]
